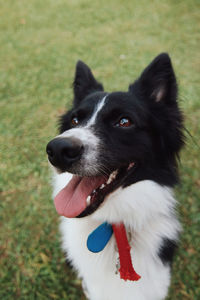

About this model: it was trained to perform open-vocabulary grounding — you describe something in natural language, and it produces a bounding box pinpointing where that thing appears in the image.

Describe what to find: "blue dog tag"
[87,222,113,253]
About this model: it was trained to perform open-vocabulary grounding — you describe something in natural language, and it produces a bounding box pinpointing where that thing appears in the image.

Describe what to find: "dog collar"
[87,222,141,281]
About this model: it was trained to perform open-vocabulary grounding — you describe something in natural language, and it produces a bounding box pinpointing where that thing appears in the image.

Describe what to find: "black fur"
[59,53,184,188]
[158,238,178,265]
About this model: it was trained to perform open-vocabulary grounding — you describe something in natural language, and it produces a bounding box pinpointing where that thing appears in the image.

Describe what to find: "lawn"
[0,0,199,299]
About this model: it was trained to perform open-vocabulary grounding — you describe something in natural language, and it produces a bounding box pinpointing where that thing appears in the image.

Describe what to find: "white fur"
[86,96,107,126]
[52,171,180,300]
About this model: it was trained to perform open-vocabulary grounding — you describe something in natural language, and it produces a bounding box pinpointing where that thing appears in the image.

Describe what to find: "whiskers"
[98,165,110,179]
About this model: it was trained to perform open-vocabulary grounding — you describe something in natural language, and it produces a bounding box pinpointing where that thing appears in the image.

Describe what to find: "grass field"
[0,0,199,299]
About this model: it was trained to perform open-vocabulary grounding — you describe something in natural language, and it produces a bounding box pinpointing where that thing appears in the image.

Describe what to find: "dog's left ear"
[73,61,104,105]
[130,53,177,104]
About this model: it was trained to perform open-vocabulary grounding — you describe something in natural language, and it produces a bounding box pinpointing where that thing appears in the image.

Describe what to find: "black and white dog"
[46,53,184,300]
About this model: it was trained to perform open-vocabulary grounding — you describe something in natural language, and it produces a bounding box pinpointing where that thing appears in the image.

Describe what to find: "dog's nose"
[46,137,84,170]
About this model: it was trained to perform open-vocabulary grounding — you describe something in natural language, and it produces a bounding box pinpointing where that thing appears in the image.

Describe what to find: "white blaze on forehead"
[56,96,108,146]
[86,95,107,127]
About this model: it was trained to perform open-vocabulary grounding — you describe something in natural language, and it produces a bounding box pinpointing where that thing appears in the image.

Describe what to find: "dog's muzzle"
[46,137,84,171]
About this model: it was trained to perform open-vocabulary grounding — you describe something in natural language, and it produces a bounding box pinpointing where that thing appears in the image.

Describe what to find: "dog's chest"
[60,217,117,275]
[60,217,170,300]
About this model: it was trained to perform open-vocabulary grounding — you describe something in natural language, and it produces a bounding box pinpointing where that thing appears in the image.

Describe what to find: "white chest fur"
[53,172,180,300]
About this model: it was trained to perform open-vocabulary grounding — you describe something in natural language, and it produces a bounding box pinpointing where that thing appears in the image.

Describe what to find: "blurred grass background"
[0,0,199,299]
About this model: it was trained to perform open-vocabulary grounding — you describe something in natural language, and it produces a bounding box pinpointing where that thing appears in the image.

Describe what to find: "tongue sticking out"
[54,175,106,218]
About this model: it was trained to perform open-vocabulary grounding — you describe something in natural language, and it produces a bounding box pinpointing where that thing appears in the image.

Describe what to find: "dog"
[46,53,184,300]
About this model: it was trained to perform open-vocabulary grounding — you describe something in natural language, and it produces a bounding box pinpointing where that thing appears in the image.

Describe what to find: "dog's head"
[46,53,184,218]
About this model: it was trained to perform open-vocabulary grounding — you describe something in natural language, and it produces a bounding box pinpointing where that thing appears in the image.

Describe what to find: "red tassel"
[112,223,141,281]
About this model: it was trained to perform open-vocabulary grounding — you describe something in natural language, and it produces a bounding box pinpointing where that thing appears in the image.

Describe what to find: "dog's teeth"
[106,177,112,185]
[113,169,118,178]
[100,184,105,189]
[106,170,118,185]
[128,162,135,170]
[86,195,91,206]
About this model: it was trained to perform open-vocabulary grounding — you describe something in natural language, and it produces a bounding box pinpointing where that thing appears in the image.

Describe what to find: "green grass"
[0,0,199,299]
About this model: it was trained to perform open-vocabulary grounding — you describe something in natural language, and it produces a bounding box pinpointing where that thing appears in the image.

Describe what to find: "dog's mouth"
[54,162,135,218]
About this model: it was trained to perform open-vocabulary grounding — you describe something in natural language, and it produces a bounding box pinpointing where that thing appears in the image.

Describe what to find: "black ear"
[73,61,104,105]
[130,53,177,104]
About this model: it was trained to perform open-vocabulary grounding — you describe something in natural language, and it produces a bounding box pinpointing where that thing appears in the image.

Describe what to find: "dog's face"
[46,54,184,218]
[49,91,151,176]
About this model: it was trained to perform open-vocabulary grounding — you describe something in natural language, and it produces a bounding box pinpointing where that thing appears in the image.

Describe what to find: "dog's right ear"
[73,61,104,105]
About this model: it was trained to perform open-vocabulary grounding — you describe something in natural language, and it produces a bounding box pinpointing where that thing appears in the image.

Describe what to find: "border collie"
[46,53,184,300]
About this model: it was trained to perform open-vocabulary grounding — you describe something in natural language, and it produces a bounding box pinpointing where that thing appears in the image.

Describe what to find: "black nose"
[46,137,84,170]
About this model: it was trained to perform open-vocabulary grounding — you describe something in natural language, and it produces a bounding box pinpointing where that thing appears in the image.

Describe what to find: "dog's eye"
[116,117,132,128]
[71,117,79,126]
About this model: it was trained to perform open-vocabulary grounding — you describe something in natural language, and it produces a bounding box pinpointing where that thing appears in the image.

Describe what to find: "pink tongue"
[54,175,106,218]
